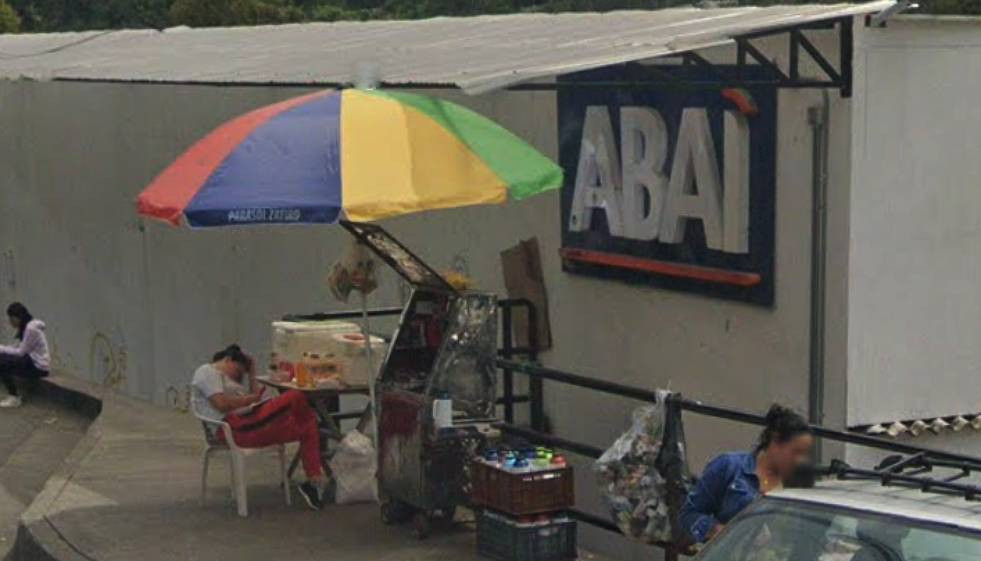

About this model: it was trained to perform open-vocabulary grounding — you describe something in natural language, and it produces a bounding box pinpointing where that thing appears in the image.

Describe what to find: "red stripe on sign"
[135,90,333,226]
[559,248,762,287]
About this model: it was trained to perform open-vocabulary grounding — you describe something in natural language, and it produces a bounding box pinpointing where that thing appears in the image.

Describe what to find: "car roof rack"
[813,452,981,501]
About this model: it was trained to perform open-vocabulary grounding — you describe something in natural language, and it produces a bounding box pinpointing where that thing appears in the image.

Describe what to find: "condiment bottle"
[295,355,311,388]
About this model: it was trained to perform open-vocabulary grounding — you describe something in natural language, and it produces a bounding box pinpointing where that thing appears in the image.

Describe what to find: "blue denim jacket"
[679,451,760,543]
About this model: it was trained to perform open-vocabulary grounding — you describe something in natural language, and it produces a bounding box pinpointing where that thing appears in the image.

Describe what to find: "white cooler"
[271,320,387,386]
[329,332,387,386]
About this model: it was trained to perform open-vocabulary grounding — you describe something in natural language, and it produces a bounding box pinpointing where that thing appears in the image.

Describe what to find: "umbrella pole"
[359,290,381,493]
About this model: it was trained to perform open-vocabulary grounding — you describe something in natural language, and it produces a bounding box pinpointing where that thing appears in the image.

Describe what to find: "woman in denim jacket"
[680,405,813,543]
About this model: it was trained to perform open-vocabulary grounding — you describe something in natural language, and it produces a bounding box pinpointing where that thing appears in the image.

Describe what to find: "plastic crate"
[477,510,577,561]
[471,461,575,516]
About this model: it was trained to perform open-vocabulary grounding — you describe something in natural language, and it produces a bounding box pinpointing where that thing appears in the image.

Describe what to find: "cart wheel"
[380,501,411,525]
[412,511,432,540]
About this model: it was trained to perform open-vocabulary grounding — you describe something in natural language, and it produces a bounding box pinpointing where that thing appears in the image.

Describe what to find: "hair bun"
[756,403,811,452]
[765,404,789,423]
[225,344,242,353]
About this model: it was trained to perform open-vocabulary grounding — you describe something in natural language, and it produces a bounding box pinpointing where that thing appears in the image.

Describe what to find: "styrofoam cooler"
[271,320,387,386]
[271,320,362,364]
[330,332,387,386]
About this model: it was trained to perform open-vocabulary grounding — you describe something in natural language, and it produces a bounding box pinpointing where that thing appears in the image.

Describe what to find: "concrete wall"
[0,29,852,559]
[847,17,981,428]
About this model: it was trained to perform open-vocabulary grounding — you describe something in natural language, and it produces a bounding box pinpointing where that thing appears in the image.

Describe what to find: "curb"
[8,375,105,561]
[36,376,103,422]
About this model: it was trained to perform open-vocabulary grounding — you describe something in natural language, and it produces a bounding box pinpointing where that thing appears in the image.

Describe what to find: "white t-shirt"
[191,363,248,422]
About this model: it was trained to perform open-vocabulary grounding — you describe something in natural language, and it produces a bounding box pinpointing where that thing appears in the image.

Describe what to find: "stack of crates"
[471,459,577,561]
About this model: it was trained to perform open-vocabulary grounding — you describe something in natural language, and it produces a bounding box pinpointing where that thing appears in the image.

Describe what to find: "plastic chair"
[194,409,291,517]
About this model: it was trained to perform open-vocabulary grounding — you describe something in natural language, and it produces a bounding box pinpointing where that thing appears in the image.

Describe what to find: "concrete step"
[0,397,91,558]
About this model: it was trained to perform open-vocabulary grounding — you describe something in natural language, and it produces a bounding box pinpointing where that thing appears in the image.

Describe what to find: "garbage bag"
[330,430,378,505]
[594,391,691,544]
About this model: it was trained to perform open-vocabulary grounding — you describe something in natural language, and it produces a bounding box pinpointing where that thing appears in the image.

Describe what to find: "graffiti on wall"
[165,385,190,413]
[89,332,128,389]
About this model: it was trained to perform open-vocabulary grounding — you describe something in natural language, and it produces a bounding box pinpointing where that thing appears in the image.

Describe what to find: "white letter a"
[658,108,724,250]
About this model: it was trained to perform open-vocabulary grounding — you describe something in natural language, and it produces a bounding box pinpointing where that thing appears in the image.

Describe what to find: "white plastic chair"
[194,409,291,517]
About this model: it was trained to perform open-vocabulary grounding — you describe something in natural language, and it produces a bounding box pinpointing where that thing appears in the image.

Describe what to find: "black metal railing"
[492,357,981,557]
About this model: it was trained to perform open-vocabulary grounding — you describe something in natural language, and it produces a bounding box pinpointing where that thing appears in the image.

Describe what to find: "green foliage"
[4,0,980,32]
[0,1,20,33]
[10,0,169,31]
[169,0,304,27]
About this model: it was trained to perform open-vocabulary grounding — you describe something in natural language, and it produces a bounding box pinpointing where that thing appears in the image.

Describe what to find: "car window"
[902,526,981,561]
[697,498,981,561]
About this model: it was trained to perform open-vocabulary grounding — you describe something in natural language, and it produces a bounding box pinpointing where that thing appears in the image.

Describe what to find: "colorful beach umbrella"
[136,89,563,227]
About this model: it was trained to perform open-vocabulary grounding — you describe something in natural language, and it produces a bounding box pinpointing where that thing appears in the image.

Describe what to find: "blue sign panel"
[558,65,777,305]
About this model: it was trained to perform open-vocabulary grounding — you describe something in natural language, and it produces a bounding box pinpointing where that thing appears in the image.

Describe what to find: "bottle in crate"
[471,459,575,516]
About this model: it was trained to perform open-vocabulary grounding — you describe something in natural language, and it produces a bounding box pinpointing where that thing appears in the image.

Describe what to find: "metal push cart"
[342,222,501,539]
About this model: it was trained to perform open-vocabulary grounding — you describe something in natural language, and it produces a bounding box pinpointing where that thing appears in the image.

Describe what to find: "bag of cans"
[594,391,691,545]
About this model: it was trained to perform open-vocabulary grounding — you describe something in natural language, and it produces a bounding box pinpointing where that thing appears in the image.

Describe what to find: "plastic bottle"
[482,449,500,465]
[533,449,550,470]
[432,391,453,430]
[503,451,518,471]
[295,355,311,388]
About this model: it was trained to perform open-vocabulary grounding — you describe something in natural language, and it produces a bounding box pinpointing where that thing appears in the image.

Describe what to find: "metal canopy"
[508,17,856,96]
[0,1,894,95]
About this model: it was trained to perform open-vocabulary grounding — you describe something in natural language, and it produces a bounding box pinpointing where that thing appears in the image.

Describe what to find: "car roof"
[770,478,981,533]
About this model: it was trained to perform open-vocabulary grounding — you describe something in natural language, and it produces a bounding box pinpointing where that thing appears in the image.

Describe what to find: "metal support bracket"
[514,16,857,97]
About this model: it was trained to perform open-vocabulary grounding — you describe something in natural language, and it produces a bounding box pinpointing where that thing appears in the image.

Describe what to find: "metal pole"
[360,290,381,471]
[524,301,545,432]
[808,93,830,462]
[501,303,515,424]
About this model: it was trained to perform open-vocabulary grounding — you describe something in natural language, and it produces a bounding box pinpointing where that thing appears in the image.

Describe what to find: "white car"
[694,467,981,561]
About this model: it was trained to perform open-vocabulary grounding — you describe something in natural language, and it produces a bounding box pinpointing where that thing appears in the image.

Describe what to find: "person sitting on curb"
[191,344,328,509]
[0,302,51,409]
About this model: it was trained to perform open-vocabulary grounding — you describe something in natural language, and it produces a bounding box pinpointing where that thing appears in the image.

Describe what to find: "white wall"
[847,17,981,428]
[0,31,849,557]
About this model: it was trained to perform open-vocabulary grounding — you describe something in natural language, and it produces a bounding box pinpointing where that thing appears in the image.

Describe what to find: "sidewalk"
[9,377,612,561]
[9,377,500,561]
[0,392,90,559]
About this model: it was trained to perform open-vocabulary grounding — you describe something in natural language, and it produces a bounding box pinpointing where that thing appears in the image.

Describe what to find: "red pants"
[222,390,323,479]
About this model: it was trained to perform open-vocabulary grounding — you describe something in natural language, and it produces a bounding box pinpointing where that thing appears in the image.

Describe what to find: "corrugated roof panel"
[0,1,894,94]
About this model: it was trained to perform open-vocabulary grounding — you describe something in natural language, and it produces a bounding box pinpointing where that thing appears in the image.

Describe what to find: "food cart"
[134,86,559,543]
[342,222,501,538]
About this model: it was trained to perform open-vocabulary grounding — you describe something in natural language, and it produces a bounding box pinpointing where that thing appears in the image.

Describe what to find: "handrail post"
[523,299,545,432]
[500,301,515,424]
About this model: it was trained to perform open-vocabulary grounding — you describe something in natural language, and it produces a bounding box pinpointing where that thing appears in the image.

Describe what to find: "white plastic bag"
[594,391,691,544]
[327,241,378,302]
[329,430,378,505]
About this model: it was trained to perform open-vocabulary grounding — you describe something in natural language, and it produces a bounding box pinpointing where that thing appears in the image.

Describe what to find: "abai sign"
[559,66,777,305]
